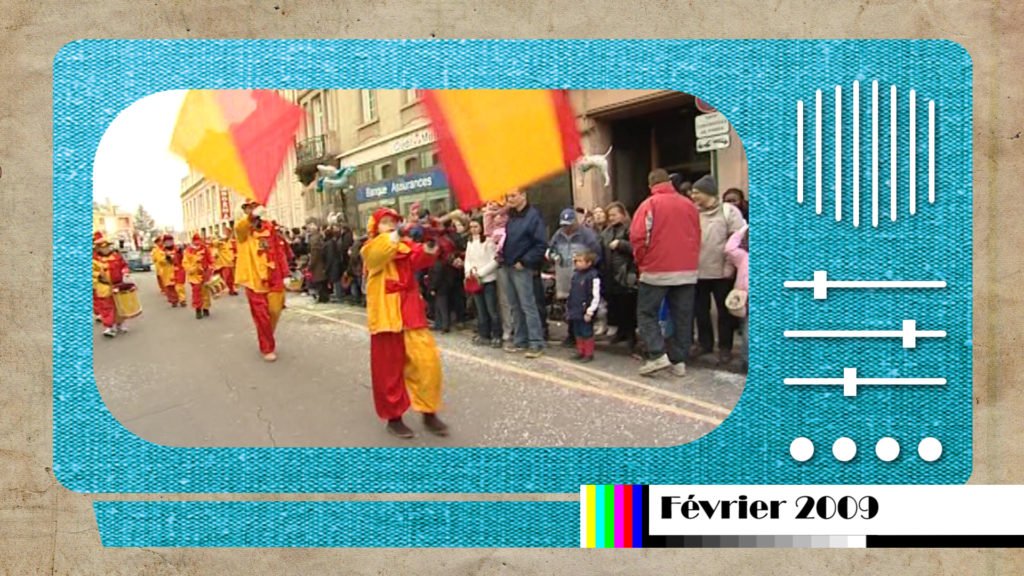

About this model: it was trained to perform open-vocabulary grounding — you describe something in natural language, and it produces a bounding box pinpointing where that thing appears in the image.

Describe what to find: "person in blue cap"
[548,207,603,348]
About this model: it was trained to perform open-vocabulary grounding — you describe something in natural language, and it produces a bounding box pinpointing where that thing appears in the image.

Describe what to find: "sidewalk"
[289,291,749,376]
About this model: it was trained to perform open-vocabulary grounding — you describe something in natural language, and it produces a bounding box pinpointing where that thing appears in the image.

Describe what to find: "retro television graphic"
[53,39,972,547]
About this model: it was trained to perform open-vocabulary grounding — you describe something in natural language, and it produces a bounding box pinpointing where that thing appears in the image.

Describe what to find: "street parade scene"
[92,89,749,447]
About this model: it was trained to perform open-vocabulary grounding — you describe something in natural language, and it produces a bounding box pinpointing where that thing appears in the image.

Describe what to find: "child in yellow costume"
[362,207,449,438]
[213,230,239,296]
[152,234,181,307]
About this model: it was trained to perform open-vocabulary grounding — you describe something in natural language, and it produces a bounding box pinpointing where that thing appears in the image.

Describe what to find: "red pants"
[95,296,119,328]
[220,266,236,294]
[191,282,211,310]
[164,284,181,305]
[245,288,285,354]
[370,330,442,421]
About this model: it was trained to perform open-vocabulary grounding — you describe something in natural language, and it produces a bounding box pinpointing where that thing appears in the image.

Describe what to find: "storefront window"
[379,162,393,180]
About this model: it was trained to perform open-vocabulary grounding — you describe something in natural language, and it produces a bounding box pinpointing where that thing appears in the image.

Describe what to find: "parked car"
[125,250,152,272]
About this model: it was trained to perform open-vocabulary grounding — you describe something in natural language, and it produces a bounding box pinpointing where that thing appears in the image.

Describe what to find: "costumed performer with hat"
[234,201,287,361]
[361,206,449,438]
[92,231,129,338]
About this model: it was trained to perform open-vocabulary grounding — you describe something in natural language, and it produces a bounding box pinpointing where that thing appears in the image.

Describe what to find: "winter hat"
[191,233,202,244]
[93,231,110,246]
[725,288,748,318]
[648,169,670,186]
[693,174,719,197]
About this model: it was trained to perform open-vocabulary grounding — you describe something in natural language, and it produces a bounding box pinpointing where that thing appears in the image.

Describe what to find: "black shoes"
[203,308,210,317]
[423,413,449,436]
[195,309,202,320]
[386,418,415,439]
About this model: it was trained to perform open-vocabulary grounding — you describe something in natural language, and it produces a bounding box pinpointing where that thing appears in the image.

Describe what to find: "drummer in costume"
[150,239,166,294]
[153,234,180,307]
[184,234,215,319]
[361,207,449,438]
[92,232,130,338]
[173,244,188,308]
[214,229,239,296]
[234,202,287,362]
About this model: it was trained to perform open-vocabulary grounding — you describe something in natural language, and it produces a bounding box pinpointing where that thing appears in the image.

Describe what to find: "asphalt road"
[93,273,745,447]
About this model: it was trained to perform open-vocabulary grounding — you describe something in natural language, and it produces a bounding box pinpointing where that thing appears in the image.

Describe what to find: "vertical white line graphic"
[872,80,879,227]
[797,100,804,204]
[910,89,917,215]
[929,100,935,204]
[835,86,842,221]
[815,90,822,214]
[890,85,897,221]
[852,81,860,227]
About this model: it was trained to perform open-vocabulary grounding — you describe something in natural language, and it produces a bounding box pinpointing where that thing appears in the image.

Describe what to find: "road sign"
[695,112,731,138]
[696,133,731,153]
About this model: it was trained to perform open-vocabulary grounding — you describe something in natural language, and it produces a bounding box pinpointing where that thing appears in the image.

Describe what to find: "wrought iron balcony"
[295,134,327,166]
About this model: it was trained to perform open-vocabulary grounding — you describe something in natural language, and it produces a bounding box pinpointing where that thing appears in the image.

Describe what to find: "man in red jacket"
[629,169,702,377]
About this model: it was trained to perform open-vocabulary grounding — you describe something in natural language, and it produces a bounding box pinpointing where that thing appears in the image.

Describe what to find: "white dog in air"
[576,146,613,187]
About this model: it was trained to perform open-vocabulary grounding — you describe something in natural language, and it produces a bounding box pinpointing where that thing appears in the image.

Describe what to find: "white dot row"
[790,437,943,463]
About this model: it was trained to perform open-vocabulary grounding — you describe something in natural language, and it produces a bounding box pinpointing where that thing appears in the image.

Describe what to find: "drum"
[204,274,228,299]
[285,275,304,292]
[113,284,142,318]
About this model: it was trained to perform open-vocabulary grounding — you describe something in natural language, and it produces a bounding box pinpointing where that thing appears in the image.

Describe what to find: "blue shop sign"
[356,169,448,203]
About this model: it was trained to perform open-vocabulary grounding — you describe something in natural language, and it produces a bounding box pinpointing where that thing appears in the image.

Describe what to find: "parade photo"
[92,88,749,447]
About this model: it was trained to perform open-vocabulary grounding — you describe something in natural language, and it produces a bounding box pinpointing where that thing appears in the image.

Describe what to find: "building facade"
[92,199,137,249]
[570,89,749,215]
[179,89,749,239]
[180,169,249,240]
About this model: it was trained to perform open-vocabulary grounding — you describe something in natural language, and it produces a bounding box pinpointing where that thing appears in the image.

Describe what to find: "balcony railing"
[295,134,327,166]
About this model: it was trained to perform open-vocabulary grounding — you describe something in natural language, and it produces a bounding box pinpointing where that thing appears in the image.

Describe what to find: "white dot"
[832,437,857,462]
[790,437,814,462]
[918,437,943,462]
[875,437,900,462]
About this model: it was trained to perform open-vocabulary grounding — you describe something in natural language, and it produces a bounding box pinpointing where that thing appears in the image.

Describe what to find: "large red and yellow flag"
[422,90,582,210]
[170,90,304,206]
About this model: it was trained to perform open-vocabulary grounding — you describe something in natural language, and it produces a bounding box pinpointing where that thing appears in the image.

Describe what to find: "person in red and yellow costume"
[150,240,166,295]
[152,234,181,307]
[234,202,287,361]
[173,244,188,308]
[92,232,129,338]
[214,229,239,296]
[362,207,449,438]
[183,233,215,319]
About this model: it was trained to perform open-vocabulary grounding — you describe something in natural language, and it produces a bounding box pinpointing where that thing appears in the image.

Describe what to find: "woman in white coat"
[464,219,503,347]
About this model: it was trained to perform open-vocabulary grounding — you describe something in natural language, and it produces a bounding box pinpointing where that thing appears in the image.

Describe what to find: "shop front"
[354,168,451,233]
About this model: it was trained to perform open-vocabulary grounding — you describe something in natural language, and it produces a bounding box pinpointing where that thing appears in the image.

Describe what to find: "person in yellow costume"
[150,238,166,295]
[362,206,449,439]
[183,233,214,320]
[213,228,239,296]
[151,234,181,307]
[234,202,288,362]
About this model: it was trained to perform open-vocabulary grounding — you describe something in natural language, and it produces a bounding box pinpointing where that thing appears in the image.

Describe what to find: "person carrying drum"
[183,234,215,320]
[152,234,181,307]
[234,202,288,362]
[92,232,130,338]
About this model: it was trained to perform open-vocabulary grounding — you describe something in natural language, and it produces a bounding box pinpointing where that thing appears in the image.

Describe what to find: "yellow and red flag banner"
[422,90,582,210]
[169,90,304,206]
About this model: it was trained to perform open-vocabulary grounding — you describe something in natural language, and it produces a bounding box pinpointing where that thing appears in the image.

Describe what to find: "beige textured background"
[1,0,1022,573]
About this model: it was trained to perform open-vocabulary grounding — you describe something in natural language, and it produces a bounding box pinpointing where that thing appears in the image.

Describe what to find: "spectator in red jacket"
[629,169,702,377]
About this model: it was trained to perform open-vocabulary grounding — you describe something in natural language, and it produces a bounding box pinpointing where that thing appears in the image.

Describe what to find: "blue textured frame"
[54,40,972,500]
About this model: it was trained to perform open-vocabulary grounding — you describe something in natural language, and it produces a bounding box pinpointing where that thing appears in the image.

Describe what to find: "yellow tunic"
[361,233,406,335]
[214,240,235,269]
[151,245,175,286]
[182,246,210,284]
